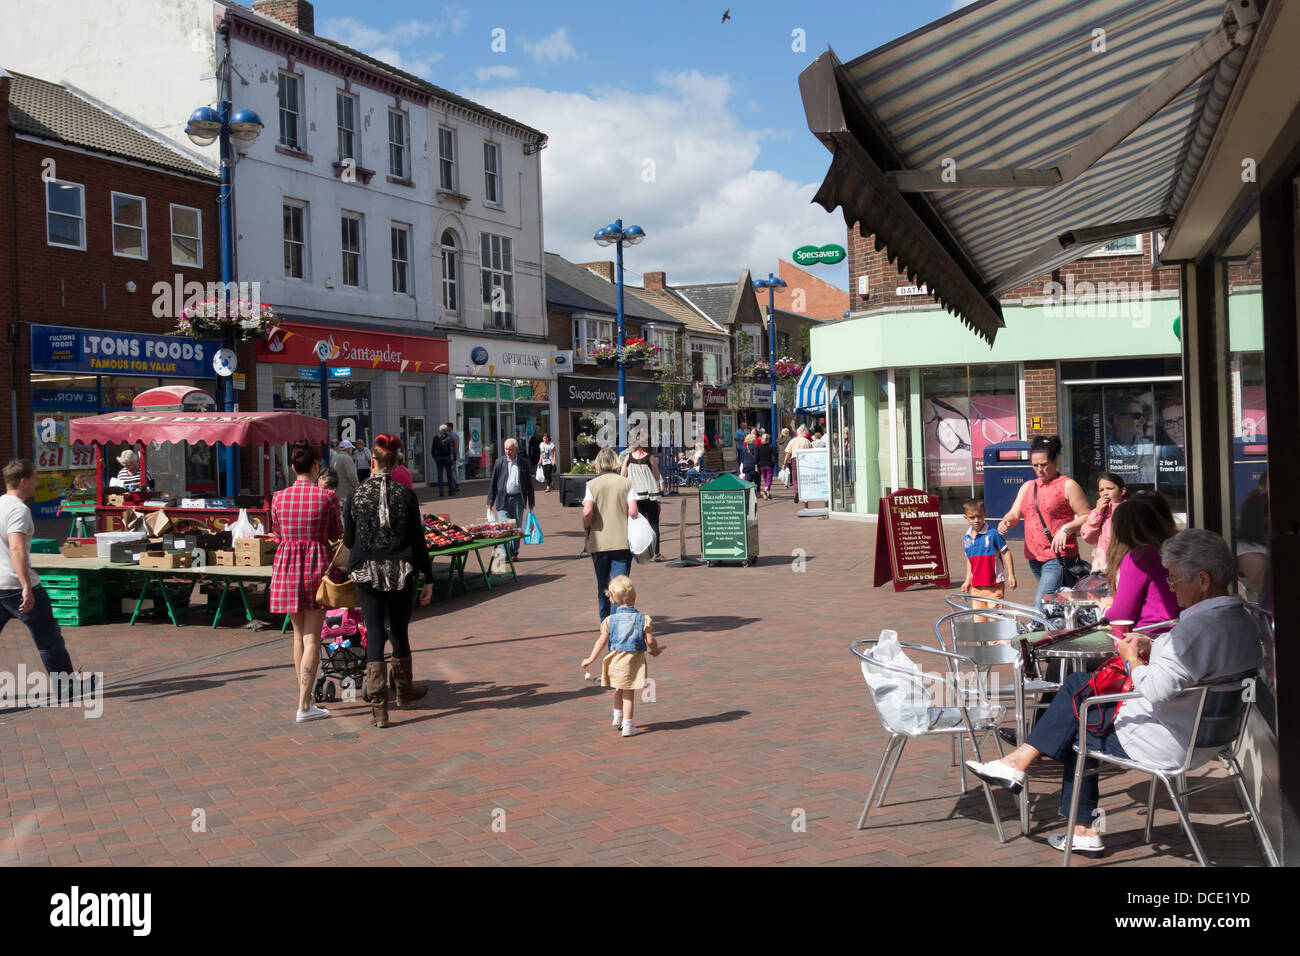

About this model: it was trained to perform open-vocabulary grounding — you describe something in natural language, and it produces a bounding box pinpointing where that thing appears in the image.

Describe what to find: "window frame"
[169,203,203,268]
[574,317,615,361]
[278,71,304,150]
[109,191,148,260]
[336,90,359,162]
[340,211,364,288]
[283,200,308,280]
[388,108,409,179]
[441,230,460,316]
[479,232,515,330]
[45,179,86,250]
[691,340,725,384]
[438,126,458,192]
[484,141,501,205]
[649,328,676,369]
[391,223,412,296]
[1083,234,1144,258]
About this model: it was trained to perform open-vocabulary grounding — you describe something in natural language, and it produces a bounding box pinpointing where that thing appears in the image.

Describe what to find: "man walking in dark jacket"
[486,438,534,559]
[430,424,459,497]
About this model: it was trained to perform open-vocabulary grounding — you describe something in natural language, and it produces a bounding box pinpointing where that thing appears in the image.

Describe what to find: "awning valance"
[796,364,837,414]
[71,411,328,447]
[799,0,1259,343]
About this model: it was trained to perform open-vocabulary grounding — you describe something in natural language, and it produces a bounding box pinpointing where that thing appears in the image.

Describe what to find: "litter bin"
[983,441,1034,540]
[699,473,759,566]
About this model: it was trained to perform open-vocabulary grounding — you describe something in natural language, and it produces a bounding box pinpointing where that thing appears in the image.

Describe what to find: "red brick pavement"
[0,484,1270,866]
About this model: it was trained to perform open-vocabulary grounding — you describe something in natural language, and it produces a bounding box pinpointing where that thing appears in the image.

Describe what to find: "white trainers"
[295,705,330,723]
[621,721,641,737]
[1048,832,1105,854]
[964,758,1026,793]
[612,710,624,729]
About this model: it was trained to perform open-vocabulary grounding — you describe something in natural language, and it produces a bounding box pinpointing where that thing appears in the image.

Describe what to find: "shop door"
[402,416,426,484]
[499,410,516,458]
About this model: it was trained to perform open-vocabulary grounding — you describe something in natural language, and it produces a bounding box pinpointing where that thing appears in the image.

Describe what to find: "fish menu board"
[873,488,951,591]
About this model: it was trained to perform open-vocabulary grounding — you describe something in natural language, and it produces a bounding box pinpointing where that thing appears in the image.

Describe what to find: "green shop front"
[811,291,1263,520]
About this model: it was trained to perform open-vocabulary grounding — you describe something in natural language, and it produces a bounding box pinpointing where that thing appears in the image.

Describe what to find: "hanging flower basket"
[175,299,277,342]
[774,356,804,379]
[742,360,771,380]
[589,342,619,367]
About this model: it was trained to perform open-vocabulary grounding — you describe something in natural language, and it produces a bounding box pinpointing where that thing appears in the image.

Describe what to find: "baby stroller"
[313,607,394,703]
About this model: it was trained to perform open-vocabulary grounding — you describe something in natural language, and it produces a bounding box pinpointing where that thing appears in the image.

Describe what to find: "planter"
[559,473,597,507]
[595,357,616,368]
[574,442,599,461]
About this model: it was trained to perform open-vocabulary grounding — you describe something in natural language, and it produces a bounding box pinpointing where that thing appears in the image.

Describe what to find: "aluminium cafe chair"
[934,608,1057,836]
[851,638,1010,843]
[1063,672,1279,867]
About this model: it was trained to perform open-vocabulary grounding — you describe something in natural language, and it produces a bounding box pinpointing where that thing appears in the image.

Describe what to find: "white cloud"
[475,65,521,83]
[320,9,466,78]
[521,27,577,64]
[466,72,845,287]
[950,0,982,9]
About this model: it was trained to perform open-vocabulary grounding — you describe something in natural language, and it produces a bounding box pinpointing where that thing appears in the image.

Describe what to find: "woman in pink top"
[997,435,1091,610]
[391,452,415,490]
[1080,472,1126,573]
[1103,492,1180,632]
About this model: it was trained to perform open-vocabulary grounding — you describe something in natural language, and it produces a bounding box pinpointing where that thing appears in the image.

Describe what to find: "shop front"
[558,375,695,469]
[256,321,448,486]
[447,336,557,479]
[28,324,224,519]
[693,384,729,449]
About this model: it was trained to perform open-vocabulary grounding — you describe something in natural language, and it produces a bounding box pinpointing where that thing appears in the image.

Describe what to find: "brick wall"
[1023,362,1059,438]
[0,74,15,462]
[749,258,848,321]
[7,136,226,460]
[252,0,315,33]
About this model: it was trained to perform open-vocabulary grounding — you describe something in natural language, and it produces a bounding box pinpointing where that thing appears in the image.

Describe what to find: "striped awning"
[798,0,1258,343]
[795,364,828,413]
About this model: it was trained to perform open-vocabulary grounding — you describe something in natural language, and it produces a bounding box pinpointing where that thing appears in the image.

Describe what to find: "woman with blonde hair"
[582,447,639,623]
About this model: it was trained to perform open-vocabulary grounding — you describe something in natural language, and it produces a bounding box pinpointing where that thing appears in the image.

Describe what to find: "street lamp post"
[593,220,646,450]
[753,273,787,440]
[185,93,263,498]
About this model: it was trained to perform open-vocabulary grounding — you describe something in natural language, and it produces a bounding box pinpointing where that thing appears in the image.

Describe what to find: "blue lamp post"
[185,102,263,498]
[753,273,787,440]
[593,220,646,450]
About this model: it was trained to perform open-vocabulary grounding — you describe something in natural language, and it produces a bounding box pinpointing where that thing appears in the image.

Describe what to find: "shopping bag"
[859,629,932,737]
[229,508,257,540]
[778,467,791,487]
[523,511,544,545]
[627,513,655,561]
[534,463,545,483]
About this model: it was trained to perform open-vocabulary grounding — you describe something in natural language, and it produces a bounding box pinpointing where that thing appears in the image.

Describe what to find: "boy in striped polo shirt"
[960,499,1017,612]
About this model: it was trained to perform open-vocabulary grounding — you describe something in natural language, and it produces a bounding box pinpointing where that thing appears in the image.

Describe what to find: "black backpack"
[431,433,452,458]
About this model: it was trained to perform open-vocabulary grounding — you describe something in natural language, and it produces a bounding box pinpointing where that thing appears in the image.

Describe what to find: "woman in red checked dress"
[272,439,343,724]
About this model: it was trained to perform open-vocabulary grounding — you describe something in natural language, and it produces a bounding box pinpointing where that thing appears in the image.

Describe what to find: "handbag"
[314,542,358,609]
[1071,656,1133,733]
[1032,484,1091,584]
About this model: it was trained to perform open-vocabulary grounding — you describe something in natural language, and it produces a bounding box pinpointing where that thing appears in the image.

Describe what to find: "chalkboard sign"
[873,488,951,591]
[700,473,751,562]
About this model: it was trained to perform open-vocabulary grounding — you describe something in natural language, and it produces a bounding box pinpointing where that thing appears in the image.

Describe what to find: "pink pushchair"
[313,608,393,702]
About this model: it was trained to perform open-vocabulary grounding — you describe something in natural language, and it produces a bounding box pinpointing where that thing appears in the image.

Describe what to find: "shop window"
[46,180,85,249]
[111,192,147,259]
[921,364,1019,511]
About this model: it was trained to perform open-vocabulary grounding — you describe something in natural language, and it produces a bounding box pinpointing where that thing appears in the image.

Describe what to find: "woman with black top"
[755,433,778,499]
[344,433,435,728]
[621,436,665,561]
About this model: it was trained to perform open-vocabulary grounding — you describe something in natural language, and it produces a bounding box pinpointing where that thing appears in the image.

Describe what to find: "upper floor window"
[1085,234,1143,257]
[46,180,85,249]
[337,91,359,161]
[480,233,514,330]
[283,201,307,279]
[484,142,501,204]
[691,341,724,384]
[575,317,615,361]
[170,204,202,267]
[278,72,303,150]
[111,192,147,259]
[341,213,363,287]
[388,109,409,179]
[438,127,457,191]
[391,223,411,296]
[441,230,459,315]
[650,328,676,368]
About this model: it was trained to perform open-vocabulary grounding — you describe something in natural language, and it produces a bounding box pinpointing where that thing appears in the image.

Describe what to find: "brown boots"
[390,656,428,706]
[364,661,389,728]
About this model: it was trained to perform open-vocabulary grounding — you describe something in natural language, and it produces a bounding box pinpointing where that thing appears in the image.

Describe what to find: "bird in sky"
[722,9,731,24]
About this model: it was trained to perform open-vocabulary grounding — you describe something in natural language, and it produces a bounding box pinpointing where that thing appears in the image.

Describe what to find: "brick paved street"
[0,485,1267,867]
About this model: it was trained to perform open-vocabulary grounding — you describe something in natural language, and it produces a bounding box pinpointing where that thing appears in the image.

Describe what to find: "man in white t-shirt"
[1,459,86,695]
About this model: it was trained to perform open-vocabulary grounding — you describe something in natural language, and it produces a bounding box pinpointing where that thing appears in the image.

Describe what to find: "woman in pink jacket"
[1079,472,1126,573]
[1103,492,1180,632]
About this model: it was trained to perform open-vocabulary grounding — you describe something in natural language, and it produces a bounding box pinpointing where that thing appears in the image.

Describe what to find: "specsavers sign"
[31,324,220,378]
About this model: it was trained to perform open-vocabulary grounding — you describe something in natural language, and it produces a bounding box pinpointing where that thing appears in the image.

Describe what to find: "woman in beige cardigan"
[582,448,639,623]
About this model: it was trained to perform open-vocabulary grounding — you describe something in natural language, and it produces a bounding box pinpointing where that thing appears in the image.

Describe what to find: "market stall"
[69,404,327,535]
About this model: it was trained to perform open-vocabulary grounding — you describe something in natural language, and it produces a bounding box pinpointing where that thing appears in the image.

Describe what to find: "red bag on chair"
[1071,656,1133,733]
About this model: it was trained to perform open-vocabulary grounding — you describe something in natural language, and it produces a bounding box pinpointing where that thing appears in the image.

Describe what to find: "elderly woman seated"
[965,528,1262,856]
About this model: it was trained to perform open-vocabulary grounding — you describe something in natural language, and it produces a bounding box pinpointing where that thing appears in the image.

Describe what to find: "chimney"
[252,0,315,33]
[643,271,666,291]
[577,261,615,283]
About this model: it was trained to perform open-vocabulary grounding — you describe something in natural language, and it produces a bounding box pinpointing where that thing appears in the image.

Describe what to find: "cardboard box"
[60,541,98,558]
[109,541,149,563]
[213,550,237,566]
[235,550,274,567]
[163,535,199,551]
[144,510,172,535]
[120,509,144,531]
[139,550,194,569]
[234,535,275,557]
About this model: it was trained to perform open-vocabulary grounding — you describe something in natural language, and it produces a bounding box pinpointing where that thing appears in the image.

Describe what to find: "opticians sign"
[792,244,846,266]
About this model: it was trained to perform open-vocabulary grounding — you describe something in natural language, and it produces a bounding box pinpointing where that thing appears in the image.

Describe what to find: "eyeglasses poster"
[923,392,1017,487]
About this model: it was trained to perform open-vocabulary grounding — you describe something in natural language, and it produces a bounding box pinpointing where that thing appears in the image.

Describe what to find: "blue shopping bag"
[524,511,544,545]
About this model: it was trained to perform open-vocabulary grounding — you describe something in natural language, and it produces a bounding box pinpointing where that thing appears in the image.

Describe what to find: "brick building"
[1,69,230,517]
[748,257,849,321]
[813,227,1264,517]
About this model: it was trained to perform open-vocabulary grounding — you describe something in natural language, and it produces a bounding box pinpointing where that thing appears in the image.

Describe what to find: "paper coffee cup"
[1109,620,1134,639]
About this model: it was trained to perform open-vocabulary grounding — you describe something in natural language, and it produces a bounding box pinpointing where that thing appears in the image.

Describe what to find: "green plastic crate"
[38,569,101,589]
[52,606,105,627]
[31,538,60,554]
[47,590,105,609]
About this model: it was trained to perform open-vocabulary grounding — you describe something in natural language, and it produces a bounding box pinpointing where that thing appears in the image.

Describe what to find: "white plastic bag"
[229,508,257,540]
[778,467,791,487]
[534,463,545,483]
[486,506,498,522]
[859,629,932,736]
[627,513,655,558]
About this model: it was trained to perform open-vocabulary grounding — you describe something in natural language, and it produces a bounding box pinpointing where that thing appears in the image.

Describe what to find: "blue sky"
[309,0,972,288]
